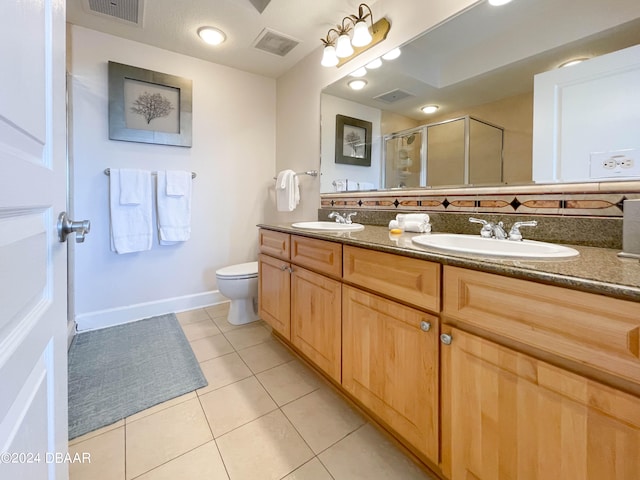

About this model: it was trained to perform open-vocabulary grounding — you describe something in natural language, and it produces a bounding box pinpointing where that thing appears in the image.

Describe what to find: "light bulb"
[382,48,401,60]
[351,20,373,47]
[365,58,382,69]
[349,67,367,77]
[197,27,226,45]
[335,33,354,58]
[321,45,339,67]
[488,0,512,5]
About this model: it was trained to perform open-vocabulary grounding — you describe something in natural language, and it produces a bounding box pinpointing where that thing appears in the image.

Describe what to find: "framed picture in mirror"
[108,61,193,147]
[335,114,372,166]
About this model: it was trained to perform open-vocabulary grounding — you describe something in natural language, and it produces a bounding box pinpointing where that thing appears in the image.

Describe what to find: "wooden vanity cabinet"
[258,229,342,382]
[342,285,440,464]
[441,266,640,480]
[441,326,640,480]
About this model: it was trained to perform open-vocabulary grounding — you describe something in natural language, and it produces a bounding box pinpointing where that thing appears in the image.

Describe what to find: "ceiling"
[66,0,376,78]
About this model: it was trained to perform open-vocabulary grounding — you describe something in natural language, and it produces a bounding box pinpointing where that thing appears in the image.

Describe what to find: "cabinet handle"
[280,265,288,271]
[420,321,431,332]
[440,333,452,345]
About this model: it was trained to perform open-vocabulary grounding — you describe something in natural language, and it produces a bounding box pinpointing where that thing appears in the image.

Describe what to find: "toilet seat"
[215,261,258,280]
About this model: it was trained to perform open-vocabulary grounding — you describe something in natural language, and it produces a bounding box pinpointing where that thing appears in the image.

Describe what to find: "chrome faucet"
[328,212,346,224]
[345,212,357,224]
[469,218,493,238]
[469,217,537,241]
[508,221,538,241]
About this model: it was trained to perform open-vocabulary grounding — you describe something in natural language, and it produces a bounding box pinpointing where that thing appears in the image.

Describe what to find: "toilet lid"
[216,261,258,279]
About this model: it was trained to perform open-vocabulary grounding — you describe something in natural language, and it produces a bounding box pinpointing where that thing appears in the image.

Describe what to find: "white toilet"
[215,261,260,325]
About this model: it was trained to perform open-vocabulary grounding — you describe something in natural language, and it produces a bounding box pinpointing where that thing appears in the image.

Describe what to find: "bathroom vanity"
[257,225,640,479]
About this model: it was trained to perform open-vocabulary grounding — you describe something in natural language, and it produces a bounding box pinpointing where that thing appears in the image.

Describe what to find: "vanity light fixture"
[320,3,391,68]
[348,79,368,90]
[197,27,226,46]
[488,0,513,6]
[421,105,439,114]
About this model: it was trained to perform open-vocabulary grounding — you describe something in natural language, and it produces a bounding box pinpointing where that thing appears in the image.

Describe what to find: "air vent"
[85,0,144,26]
[253,28,300,57]
[374,89,415,103]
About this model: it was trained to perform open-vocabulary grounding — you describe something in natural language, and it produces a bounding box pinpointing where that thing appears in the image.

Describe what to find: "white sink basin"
[291,221,365,232]
[412,234,579,259]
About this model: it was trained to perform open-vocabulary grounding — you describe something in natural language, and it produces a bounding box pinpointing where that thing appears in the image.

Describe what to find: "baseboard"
[75,291,228,332]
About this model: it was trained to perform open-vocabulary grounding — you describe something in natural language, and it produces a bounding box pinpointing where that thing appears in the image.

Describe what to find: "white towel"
[119,168,144,205]
[275,169,299,212]
[109,168,153,254]
[157,170,192,245]
[388,219,432,233]
[166,170,189,196]
[397,213,430,224]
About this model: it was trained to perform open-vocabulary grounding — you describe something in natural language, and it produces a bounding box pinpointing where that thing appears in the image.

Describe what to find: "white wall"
[69,25,276,330]
[274,0,479,221]
[320,94,381,193]
[533,44,640,183]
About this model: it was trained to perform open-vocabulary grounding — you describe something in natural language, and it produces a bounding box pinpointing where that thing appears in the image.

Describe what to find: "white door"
[0,1,69,479]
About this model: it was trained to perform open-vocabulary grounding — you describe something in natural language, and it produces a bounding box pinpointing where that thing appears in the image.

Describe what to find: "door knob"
[57,212,91,243]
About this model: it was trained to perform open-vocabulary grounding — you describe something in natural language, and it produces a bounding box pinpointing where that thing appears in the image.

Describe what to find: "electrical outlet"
[590,148,640,178]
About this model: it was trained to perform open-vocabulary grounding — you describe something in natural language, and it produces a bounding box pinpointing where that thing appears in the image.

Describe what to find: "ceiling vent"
[253,28,300,57]
[374,89,416,103]
[84,0,144,26]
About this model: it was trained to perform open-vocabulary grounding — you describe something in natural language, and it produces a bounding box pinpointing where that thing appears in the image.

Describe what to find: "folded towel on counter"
[109,168,153,254]
[388,219,432,233]
[118,168,145,205]
[389,213,431,233]
[275,169,299,212]
[156,170,192,245]
[166,170,190,196]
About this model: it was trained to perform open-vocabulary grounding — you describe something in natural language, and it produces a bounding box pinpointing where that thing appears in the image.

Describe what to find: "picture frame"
[335,114,372,166]
[108,61,192,147]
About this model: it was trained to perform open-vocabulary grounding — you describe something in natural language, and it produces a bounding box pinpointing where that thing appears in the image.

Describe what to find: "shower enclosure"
[382,115,504,188]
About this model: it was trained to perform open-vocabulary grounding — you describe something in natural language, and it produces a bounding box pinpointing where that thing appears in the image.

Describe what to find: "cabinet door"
[291,267,342,382]
[441,327,640,480]
[258,253,290,339]
[342,285,439,463]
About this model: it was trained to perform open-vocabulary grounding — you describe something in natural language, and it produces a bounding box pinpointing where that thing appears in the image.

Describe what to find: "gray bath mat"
[67,313,207,439]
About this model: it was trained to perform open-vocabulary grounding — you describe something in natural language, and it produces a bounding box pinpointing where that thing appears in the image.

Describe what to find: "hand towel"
[276,169,299,212]
[166,170,189,196]
[396,213,430,224]
[109,168,153,254]
[119,168,144,205]
[156,170,192,245]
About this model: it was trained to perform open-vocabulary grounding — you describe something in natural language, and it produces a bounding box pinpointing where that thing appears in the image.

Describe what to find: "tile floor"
[68,304,437,480]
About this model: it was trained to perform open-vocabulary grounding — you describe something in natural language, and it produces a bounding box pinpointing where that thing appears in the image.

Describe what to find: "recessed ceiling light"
[421,105,439,114]
[366,58,382,69]
[348,79,368,90]
[350,67,367,78]
[198,27,226,46]
[559,57,589,68]
[382,48,401,60]
[488,0,513,6]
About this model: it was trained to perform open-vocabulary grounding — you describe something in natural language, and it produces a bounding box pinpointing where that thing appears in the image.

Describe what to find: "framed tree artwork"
[335,114,372,166]
[108,61,193,147]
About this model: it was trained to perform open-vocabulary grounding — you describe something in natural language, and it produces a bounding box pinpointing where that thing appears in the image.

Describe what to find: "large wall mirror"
[320,0,640,193]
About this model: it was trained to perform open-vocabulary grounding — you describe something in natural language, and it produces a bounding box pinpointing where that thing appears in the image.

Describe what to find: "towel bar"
[272,170,318,180]
[104,168,196,179]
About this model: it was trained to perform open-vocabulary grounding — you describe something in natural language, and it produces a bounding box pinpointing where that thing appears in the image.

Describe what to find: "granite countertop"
[258,223,640,303]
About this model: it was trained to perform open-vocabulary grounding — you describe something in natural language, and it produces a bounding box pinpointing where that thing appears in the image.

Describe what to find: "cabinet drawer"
[343,246,441,312]
[291,235,342,278]
[443,266,640,386]
[259,229,290,259]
